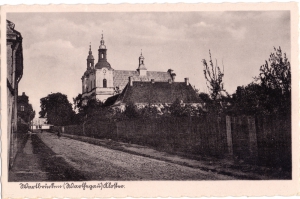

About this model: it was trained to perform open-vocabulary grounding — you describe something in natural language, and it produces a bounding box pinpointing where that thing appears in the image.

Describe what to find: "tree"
[73,94,103,114]
[229,47,291,116]
[73,93,84,113]
[255,47,291,116]
[257,46,291,94]
[123,101,140,118]
[170,98,187,117]
[198,92,211,104]
[29,107,35,121]
[39,92,75,126]
[113,86,122,95]
[202,50,228,100]
[230,83,264,115]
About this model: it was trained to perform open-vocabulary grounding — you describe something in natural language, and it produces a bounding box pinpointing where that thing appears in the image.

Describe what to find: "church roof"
[83,68,95,77]
[138,64,147,70]
[113,70,172,91]
[87,54,94,60]
[112,81,201,105]
[95,60,112,69]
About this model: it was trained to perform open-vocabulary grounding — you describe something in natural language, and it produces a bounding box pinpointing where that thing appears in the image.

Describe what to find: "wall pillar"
[248,116,258,161]
[226,116,233,157]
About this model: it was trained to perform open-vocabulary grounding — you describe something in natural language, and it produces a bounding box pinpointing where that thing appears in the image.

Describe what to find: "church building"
[81,34,176,102]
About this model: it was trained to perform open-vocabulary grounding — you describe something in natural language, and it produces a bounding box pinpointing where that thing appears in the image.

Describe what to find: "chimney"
[184,78,189,86]
[129,76,133,86]
[168,79,172,84]
[22,92,25,96]
[151,79,155,84]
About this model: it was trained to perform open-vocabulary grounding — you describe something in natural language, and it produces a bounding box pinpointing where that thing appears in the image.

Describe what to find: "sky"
[7,11,291,117]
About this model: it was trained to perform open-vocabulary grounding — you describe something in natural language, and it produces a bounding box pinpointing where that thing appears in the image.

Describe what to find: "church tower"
[137,50,147,76]
[94,32,114,102]
[87,43,94,69]
[98,33,107,62]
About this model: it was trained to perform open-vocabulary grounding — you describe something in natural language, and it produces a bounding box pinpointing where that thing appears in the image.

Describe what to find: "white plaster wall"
[96,68,113,87]
[96,94,112,102]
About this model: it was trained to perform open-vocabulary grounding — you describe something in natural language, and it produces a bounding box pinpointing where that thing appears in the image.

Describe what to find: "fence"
[53,114,291,170]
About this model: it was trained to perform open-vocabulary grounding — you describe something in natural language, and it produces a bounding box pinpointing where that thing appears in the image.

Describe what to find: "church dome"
[87,54,94,60]
[87,43,94,60]
[84,68,95,76]
[99,44,106,49]
[99,32,106,49]
[95,60,112,69]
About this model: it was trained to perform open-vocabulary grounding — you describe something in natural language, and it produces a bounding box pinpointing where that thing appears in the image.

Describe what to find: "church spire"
[89,42,92,54]
[87,42,94,69]
[138,50,147,76]
[100,30,106,49]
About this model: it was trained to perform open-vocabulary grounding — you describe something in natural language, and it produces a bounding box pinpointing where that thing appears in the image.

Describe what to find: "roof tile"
[114,81,201,104]
[113,70,172,91]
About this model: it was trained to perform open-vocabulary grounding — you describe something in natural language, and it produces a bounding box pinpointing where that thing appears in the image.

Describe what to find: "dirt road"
[38,132,235,180]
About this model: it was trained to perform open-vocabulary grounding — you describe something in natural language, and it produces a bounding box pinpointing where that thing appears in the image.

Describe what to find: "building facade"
[81,34,176,102]
[17,92,34,126]
[7,20,24,169]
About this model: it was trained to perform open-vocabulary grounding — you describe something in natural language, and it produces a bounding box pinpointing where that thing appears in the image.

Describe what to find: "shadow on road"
[9,133,86,181]
[31,133,87,181]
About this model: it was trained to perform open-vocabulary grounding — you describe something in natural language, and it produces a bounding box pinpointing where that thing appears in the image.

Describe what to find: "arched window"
[103,79,107,88]
[101,53,104,59]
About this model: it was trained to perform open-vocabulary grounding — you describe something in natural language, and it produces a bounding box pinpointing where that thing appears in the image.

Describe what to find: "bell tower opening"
[103,79,107,88]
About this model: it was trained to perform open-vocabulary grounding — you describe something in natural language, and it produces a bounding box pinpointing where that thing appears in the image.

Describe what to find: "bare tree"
[202,50,228,100]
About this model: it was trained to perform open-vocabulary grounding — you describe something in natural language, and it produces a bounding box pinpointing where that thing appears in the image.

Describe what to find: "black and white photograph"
[2,3,298,198]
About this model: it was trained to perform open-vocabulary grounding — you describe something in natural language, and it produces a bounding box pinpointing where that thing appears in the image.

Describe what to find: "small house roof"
[110,81,202,105]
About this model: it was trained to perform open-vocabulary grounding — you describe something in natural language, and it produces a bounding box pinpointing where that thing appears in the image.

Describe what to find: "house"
[105,77,203,113]
[17,92,34,126]
[32,117,52,130]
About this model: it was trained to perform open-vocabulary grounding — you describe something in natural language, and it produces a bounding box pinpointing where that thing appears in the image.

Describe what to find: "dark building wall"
[7,20,24,169]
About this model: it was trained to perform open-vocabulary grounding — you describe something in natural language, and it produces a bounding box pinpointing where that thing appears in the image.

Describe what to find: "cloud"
[226,26,247,40]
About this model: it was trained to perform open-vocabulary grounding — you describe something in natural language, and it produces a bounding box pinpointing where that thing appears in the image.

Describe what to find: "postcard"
[1,3,299,198]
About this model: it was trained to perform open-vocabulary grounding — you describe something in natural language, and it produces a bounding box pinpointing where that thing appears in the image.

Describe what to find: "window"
[21,105,24,111]
[101,53,104,59]
[103,79,107,88]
